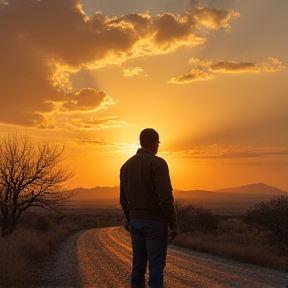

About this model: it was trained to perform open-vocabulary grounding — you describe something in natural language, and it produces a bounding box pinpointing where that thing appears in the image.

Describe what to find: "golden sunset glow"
[0,0,287,191]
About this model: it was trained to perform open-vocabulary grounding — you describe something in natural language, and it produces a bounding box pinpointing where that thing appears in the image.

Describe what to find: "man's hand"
[168,223,178,242]
[124,221,130,232]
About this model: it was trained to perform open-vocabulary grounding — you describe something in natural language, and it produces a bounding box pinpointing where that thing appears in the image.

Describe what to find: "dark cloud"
[62,89,109,111]
[153,13,192,46]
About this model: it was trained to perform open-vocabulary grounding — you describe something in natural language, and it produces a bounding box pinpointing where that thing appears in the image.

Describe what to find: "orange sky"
[0,0,287,191]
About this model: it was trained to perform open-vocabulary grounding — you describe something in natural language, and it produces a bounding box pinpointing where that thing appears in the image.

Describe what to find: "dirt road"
[36,226,288,287]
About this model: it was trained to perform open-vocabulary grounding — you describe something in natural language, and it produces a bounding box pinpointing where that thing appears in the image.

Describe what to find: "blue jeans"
[129,219,168,288]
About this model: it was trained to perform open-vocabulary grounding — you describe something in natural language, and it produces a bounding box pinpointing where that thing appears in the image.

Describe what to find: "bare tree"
[0,133,74,237]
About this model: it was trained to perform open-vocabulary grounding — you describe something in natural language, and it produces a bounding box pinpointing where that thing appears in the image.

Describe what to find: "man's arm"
[168,224,178,241]
[153,159,178,239]
[119,168,130,223]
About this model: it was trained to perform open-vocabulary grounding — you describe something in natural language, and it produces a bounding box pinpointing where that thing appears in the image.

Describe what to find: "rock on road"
[35,226,288,288]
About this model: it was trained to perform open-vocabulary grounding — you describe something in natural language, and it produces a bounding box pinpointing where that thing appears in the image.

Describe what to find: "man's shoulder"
[121,154,136,169]
[153,155,168,169]
[121,151,167,169]
[138,151,167,165]
[154,155,166,163]
[138,151,166,164]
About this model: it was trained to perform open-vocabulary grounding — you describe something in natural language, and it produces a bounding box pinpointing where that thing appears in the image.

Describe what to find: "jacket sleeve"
[120,167,130,222]
[153,159,177,226]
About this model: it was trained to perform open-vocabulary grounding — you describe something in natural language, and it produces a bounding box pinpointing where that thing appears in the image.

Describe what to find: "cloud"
[167,145,288,165]
[169,58,286,83]
[66,116,133,131]
[168,69,215,83]
[62,89,115,112]
[261,58,286,73]
[152,13,194,47]
[69,138,120,147]
[189,3,239,30]
[0,0,239,128]
[209,61,259,73]
[68,138,139,155]
[123,67,144,76]
[108,6,239,52]
[208,58,286,73]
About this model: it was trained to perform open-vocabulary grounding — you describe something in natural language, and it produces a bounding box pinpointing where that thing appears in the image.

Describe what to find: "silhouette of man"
[120,128,178,288]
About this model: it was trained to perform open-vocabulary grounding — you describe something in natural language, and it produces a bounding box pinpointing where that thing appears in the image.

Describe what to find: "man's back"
[120,148,176,225]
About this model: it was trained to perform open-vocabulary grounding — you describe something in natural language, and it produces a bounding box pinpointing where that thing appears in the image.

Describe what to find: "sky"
[0,0,287,191]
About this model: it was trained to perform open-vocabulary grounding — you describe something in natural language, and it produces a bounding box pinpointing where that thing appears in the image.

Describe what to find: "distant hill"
[70,183,287,201]
[67,183,288,214]
[213,183,286,195]
[173,190,220,199]
[71,186,119,200]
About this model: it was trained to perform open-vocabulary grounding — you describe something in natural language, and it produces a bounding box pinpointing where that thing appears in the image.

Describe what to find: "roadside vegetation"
[173,196,288,272]
[0,209,123,288]
[0,196,287,287]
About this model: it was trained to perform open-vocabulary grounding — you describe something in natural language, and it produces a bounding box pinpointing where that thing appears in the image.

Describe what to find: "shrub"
[175,200,219,233]
[244,195,288,254]
[35,216,50,232]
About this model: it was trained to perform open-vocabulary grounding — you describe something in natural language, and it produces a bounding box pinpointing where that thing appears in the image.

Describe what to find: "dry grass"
[173,219,288,272]
[0,233,32,288]
[0,221,77,287]
[0,208,125,288]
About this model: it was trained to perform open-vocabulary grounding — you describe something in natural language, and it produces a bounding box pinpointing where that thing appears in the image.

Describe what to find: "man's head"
[140,128,160,154]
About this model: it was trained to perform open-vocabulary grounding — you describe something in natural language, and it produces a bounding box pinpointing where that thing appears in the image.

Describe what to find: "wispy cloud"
[69,138,121,148]
[261,58,286,73]
[209,61,259,73]
[46,113,133,131]
[168,69,215,83]
[123,67,144,77]
[0,0,239,128]
[67,117,133,131]
[68,138,139,154]
[209,58,286,73]
[169,58,286,83]
[165,145,288,165]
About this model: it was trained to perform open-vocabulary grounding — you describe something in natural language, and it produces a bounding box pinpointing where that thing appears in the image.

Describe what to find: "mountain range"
[70,183,287,201]
[68,183,288,214]
[214,183,285,194]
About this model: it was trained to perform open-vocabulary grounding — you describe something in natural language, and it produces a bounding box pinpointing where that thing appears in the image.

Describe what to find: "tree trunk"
[1,217,11,237]
[1,214,17,237]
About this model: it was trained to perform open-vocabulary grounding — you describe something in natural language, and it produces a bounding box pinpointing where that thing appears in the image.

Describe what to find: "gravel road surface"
[35,226,288,287]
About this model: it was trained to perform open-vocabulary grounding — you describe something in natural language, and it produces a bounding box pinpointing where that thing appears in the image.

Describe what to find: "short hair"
[140,128,160,147]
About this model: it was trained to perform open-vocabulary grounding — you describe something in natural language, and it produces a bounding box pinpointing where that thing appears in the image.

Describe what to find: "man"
[120,128,178,288]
